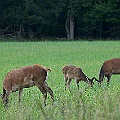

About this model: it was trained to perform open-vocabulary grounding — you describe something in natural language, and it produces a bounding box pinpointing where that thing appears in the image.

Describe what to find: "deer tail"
[47,68,52,72]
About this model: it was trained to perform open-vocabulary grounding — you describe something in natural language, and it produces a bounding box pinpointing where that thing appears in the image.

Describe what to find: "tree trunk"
[65,15,70,39]
[69,14,74,39]
[17,25,25,39]
[65,12,74,39]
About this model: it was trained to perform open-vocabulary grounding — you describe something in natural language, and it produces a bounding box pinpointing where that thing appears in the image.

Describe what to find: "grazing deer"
[62,65,95,90]
[94,58,120,86]
[1,64,54,106]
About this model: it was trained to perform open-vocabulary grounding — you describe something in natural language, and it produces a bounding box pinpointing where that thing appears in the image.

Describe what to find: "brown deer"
[1,64,54,106]
[94,58,120,86]
[62,65,95,90]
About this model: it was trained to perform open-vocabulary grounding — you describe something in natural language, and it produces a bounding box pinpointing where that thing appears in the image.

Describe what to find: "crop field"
[0,41,120,120]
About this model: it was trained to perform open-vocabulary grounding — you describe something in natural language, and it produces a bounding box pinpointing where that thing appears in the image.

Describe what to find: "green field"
[0,41,120,120]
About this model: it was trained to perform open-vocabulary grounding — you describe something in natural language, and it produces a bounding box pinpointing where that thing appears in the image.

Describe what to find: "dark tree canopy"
[0,0,120,41]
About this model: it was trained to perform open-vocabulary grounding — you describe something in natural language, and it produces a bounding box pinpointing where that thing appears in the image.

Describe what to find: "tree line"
[0,0,120,41]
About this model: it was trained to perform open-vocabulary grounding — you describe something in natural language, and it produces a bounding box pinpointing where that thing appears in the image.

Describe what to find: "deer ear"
[92,77,95,81]
[93,77,100,82]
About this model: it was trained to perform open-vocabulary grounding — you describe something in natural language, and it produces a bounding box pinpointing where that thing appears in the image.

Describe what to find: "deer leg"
[107,74,111,86]
[99,74,104,86]
[75,79,79,89]
[68,79,72,91]
[2,90,11,107]
[44,81,54,104]
[18,88,23,103]
[45,86,54,104]
[37,84,47,106]
[41,89,47,106]
[2,87,6,99]
[64,75,68,90]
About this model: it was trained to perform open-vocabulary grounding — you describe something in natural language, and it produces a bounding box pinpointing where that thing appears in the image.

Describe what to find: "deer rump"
[97,58,120,85]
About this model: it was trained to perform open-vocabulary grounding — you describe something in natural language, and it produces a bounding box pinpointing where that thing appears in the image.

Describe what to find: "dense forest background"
[0,0,120,41]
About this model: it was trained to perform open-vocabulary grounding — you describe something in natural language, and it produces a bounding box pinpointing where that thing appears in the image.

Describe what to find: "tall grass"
[0,41,120,120]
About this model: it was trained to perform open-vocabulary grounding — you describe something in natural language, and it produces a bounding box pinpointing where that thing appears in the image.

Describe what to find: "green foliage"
[86,0,120,23]
[0,0,120,40]
[0,41,120,120]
